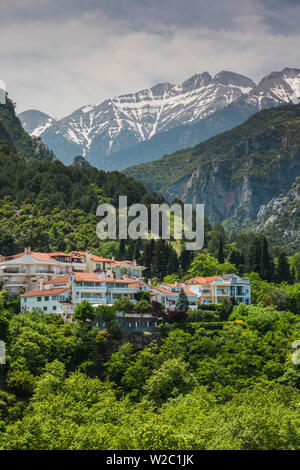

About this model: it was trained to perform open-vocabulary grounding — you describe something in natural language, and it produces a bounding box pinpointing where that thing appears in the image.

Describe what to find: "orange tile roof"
[113,260,146,269]
[21,288,68,298]
[152,286,197,297]
[44,275,69,285]
[91,254,113,262]
[70,251,112,263]
[73,272,138,283]
[2,252,55,262]
[185,276,218,285]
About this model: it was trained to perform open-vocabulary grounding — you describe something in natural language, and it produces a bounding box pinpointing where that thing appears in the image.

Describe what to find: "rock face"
[18,68,300,170]
[252,177,300,253]
[124,103,300,247]
[72,155,91,168]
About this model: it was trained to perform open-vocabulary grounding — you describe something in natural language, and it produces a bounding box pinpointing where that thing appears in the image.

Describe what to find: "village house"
[20,272,150,315]
[185,274,251,305]
[70,251,145,279]
[0,247,86,294]
[20,272,161,331]
[150,283,199,310]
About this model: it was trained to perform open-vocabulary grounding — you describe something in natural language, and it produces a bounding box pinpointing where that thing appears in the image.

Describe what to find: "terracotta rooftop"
[152,286,197,297]
[185,276,218,285]
[21,288,68,298]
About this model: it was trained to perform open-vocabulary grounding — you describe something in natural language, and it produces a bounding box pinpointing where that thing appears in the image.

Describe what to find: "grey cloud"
[0,0,299,117]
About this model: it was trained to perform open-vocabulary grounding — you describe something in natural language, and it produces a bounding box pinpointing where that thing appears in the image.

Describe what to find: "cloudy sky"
[0,0,299,117]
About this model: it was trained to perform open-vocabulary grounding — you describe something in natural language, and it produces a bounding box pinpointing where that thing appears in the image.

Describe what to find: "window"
[24,298,27,303]
[52,296,58,300]
[37,296,41,302]
[53,306,56,311]
[44,296,49,301]
[43,307,47,311]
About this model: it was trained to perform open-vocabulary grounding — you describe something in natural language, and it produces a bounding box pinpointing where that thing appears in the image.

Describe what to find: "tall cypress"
[217,236,224,264]
[118,239,126,260]
[260,237,272,281]
[246,237,262,274]
[276,252,291,282]
[167,246,179,275]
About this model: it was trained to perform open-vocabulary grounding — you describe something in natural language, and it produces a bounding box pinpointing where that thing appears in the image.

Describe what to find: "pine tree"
[217,236,224,263]
[175,288,189,312]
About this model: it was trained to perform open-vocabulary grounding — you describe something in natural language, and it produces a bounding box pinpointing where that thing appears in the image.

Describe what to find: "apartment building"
[0,247,85,294]
[150,283,198,310]
[71,252,145,279]
[20,272,148,315]
[185,274,251,305]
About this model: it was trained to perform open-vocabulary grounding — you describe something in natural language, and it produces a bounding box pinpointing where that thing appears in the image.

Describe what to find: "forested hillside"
[0,282,300,450]
[124,104,300,253]
[0,98,55,162]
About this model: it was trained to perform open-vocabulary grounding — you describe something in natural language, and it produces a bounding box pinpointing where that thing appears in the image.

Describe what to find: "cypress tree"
[246,237,262,273]
[118,239,126,260]
[260,237,272,281]
[179,246,191,273]
[276,252,291,282]
[217,236,224,263]
[167,246,179,275]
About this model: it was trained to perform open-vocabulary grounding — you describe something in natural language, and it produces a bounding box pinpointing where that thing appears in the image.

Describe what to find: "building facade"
[185,274,251,305]
[0,248,86,294]
[20,272,149,315]
[150,283,198,310]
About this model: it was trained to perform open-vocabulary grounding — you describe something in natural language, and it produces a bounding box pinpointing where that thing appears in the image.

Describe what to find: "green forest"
[0,97,299,451]
[0,277,300,450]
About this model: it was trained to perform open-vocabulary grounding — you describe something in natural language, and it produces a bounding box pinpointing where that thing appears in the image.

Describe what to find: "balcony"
[74,285,107,292]
[4,282,27,287]
[2,269,26,274]
[108,287,137,293]
[75,297,107,305]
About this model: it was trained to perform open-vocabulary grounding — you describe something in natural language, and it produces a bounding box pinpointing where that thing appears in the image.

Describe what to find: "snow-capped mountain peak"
[18,109,57,137]
[18,67,300,167]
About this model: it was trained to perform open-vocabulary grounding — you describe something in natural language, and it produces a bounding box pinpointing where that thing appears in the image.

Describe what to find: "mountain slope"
[103,67,300,171]
[124,103,300,242]
[251,177,300,253]
[18,109,57,137]
[19,71,256,166]
[0,98,55,162]
[19,68,300,169]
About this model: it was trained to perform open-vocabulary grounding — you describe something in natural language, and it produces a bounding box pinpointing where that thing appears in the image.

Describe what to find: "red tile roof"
[185,276,218,285]
[151,286,197,297]
[44,275,69,285]
[21,288,68,298]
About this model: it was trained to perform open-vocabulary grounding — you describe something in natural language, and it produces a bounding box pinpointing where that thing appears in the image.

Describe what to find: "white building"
[150,283,198,310]
[185,274,251,305]
[20,272,149,315]
[0,248,85,294]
